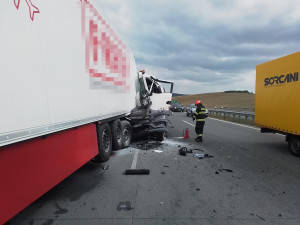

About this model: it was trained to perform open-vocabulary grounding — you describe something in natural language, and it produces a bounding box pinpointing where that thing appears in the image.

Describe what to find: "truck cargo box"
[0,0,137,147]
[255,52,300,135]
[0,1,174,223]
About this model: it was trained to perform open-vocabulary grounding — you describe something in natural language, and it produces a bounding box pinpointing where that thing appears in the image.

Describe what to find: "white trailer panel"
[0,0,137,146]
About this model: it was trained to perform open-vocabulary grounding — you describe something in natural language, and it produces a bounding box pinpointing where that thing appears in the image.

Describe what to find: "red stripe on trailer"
[0,123,99,224]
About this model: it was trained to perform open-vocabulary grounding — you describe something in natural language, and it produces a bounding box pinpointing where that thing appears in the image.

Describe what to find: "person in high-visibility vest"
[193,100,206,142]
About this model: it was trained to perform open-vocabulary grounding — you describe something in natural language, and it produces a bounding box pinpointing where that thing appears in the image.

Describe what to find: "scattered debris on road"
[116,201,133,211]
[193,148,204,152]
[161,172,166,175]
[124,169,150,175]
[153,150,163,153]
[131,139,162,150]
[222,168,233,172]
[216,165,233,173]
[179,147,187,156]
[256,214,265,221]
[178,145,213,159]
[193,153,214,159]
[194,153,205,158]
[102,165,109,170]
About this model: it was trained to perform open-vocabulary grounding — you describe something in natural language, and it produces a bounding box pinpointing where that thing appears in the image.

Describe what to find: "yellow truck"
[255,52,300,156]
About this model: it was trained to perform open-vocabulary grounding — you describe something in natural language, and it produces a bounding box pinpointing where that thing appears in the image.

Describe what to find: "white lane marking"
[207,117,260,130]
[131,149,139,169]
[183,120,195,127]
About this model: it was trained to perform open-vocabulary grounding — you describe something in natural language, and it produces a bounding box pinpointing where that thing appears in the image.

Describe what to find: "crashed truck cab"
[128,70,174,140]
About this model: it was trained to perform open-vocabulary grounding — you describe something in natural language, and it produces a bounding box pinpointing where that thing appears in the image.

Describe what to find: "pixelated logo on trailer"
[80,0,131,92]
[14,0,40,21]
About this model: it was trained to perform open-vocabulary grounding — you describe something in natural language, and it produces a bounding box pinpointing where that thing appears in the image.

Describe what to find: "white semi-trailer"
[0,0,173,223]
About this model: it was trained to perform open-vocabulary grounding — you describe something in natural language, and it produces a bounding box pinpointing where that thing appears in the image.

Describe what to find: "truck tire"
[288,136,300,156]
[110,119,123,151]
[121,120,132,148]
[94,123,112,162]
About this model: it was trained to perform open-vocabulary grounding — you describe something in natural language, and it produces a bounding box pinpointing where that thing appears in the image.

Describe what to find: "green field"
[172,92,255,110]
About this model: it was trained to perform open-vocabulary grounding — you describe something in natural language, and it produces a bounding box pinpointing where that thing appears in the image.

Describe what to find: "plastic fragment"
[124,169,150,175]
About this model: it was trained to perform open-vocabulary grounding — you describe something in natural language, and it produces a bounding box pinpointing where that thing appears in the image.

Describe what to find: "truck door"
[140,76,173,110]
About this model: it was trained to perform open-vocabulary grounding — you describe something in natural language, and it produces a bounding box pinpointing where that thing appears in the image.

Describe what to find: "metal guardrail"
[207,107,255,112]
[208,109,255,120]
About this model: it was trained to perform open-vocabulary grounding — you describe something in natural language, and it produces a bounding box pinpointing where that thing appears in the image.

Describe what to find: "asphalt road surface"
[8,112,300,225]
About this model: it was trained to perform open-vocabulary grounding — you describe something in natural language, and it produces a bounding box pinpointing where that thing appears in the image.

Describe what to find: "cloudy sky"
[97,0,300,94]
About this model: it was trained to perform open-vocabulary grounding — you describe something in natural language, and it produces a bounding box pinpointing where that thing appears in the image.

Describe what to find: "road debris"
[131,140,162,150]
[153,150,163,153]
[179,146,196,156]
[222,168,233,172]
[216,165,233,173]
[163,165,169,168]
[196,188,200,191]
[256,215,265,221]
[161,172,166,175]
[179,147,187,156]
[194,153,205,158]
[124,169,150,175]
[186,149,193,153]
[194,153,214,159]
[193,148,204,152]
[102,165,109,170]
[116,201,133,211]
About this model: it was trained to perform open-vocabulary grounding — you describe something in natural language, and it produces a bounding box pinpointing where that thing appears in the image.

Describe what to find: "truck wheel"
[94,123,112,162]
[186,112,189,116]
[110,119,123,151]
[288,136,300,156]
[155,132,164,142]
[121,120,132,148]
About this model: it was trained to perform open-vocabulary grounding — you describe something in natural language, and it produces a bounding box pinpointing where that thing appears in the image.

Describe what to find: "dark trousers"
[195,122,205,138]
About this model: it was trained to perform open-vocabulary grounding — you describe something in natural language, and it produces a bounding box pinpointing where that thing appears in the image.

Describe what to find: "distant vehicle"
[186,104,197,116]
[170,102,184,112]
[186,104,208,117]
